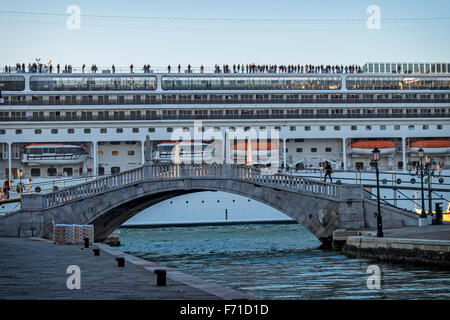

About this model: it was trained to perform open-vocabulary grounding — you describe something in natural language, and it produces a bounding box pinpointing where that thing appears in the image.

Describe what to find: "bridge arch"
[47,176,340,243]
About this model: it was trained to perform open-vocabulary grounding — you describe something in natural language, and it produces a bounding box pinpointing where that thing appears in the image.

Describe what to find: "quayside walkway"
[0,237,252,299]
[0,164,419,245]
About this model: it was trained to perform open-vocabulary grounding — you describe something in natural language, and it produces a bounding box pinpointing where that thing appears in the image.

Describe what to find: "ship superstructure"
[0,64,449,180]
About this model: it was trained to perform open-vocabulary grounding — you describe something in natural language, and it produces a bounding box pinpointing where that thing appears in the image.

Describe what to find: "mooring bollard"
[93,248,100,256]
[84,237,89,248]
[116,257,125,267]
[154,269,167,286]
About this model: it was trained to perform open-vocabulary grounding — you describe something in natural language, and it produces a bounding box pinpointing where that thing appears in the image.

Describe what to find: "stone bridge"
[0,164,419,245]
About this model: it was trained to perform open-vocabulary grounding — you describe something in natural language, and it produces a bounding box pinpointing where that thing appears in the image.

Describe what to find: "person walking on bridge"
[323,161,333,183]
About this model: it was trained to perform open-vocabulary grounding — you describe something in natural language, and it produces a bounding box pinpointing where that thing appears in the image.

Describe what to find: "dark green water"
[118,224,450,299]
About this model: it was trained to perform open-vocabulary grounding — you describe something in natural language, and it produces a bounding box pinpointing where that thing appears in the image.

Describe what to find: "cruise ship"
[0,62,449,225]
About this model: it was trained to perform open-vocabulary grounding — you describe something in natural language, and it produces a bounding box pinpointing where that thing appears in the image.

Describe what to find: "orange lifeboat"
[232,141,279,165]
[349,140,396,156]
[232,141,279,151]
[409,139,450,154]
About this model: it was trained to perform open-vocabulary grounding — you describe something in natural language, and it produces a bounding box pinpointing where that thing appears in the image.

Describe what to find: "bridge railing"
[38,163,339,209]
[42,167,144,208]
[150,164,338,199]
[232,165,339,199]
[151,164,224,178]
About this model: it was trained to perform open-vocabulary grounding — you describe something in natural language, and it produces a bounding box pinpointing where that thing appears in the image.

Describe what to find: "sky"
[0,0,449,69]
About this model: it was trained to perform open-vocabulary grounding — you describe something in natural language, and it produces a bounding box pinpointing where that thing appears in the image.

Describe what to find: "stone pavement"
[0,237,253,300]
[380,223,450,241]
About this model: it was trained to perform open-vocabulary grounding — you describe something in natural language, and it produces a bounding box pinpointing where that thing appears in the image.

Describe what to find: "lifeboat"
[349,140,396,156]
[408,139,450,154]
[22,143,89,166]
[153,141,214,163]
[231,141,279,165]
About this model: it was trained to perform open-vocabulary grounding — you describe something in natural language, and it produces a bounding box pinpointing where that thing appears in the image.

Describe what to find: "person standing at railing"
[130,64,134,73]
[82,64,85,73]
[112,64,115,73]
[323,161,333,183]
[178,64,181,73]
[200,65,204,73]
[167,64,171,73]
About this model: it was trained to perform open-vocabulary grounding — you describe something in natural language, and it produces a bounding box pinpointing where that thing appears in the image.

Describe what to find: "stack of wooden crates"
[53,224,94,245]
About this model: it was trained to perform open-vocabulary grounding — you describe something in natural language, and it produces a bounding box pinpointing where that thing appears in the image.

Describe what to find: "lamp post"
[372,148,383,237]
[407,148,439,220]
[18,169,24,209]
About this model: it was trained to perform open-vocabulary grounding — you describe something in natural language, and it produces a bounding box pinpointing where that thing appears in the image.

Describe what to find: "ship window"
[290,126,296,131]
[274,126,281,131]
[98,151,103,156]
[437,124,443,130]
[0,129,5,134]
[394,125,401,130]
[294,139,304,142]
[111,167,120,174]
[305,126,311,131]
[63,168,73,176]
[148,127,155,132]
[366,125,372,131]
[167,127,173,132]
[84,129,91,134]
[110,141,120,145]
[325,147,332,152]
[35,129,42,134]
[128,150,135,156]
[98,167,105,176]
[132,128,139,133]
[51,129,58,134]
[311,148,317,152]
[15,129,22,134]
[380,125,386,130]
[100,128,107,133]
[68,128,75,134]
[320,126,326,131]
[47,168,57,176]
[116,128,123,133]
[334,126,340,131]
[30,168,40,177]
[351,126,357,131]
[422,125,429,130]
[408,125,415,130]
[296,148,303,152]
[112,151,119,156]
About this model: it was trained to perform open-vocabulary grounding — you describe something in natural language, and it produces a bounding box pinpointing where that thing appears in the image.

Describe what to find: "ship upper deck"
[1,71,450,94]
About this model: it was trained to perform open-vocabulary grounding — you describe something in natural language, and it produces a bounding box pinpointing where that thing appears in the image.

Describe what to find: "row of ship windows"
[1,76,450,91]
[1,107,449,118]
[2,93,448,106]
[0,124,444,135]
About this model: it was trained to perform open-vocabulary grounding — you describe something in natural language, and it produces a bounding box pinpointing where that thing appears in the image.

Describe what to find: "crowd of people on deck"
[3,62,362,74]
[211,64,362,74]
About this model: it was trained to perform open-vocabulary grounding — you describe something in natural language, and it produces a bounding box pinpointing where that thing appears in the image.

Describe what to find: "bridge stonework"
[0,165,419,245]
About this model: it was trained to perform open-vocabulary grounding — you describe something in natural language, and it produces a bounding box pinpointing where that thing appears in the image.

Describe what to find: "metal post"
[419,158,427,218]
[427,173,433,218]
[375,162,383,237]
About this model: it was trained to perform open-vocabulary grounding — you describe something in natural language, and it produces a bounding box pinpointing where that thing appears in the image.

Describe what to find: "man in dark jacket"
[323,161,333,183]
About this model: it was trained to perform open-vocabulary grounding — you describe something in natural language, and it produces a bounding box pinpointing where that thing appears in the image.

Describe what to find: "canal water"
[118,224,450,299]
